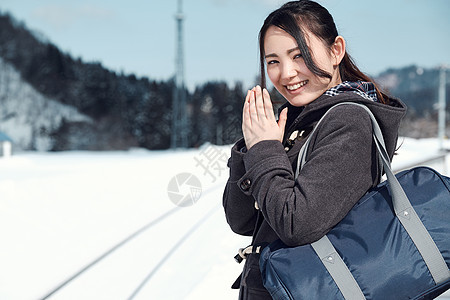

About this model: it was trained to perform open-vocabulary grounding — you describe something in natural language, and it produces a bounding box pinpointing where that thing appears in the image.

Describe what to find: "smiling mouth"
[286,80,308,91]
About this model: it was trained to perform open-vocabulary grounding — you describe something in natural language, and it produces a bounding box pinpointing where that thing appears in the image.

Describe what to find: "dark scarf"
[324,81,379,102]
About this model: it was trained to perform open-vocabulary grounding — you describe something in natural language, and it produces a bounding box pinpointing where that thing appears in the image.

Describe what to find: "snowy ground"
[0,138,449,300]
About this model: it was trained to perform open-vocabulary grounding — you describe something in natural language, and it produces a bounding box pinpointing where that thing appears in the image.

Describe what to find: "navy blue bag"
[259,103,450,300]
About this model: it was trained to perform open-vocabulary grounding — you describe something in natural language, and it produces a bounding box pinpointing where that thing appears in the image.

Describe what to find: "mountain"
[375,65,450,138]
[376,65,449,116]
[0,12,173,151]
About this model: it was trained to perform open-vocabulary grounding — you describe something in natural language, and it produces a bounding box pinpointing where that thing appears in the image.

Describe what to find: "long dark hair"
[259,0,388,104]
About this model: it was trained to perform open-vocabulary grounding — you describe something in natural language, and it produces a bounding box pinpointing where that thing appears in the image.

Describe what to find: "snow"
[0,58,91,151]
[0,138,449,300]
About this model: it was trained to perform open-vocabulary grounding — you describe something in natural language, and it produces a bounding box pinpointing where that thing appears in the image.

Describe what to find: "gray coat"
[223,91,407,297]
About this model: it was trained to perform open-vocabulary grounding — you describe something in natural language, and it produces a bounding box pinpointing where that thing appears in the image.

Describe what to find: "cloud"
[31,4,115,29]
[78,4,115,19]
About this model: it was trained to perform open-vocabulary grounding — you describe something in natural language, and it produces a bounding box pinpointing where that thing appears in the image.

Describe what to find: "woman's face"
[264,25,342,107]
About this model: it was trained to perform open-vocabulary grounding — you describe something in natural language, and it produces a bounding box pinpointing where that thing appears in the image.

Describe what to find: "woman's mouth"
[286,80,308,91]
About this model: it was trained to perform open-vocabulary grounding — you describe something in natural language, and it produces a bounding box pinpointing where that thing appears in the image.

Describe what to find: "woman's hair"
[259,0,388,103]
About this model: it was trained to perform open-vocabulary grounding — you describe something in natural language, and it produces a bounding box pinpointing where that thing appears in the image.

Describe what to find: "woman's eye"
[267,60,279,65]
[294,54,303,59]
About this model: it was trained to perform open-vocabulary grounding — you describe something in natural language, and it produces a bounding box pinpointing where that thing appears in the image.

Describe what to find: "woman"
[222,1,407,299]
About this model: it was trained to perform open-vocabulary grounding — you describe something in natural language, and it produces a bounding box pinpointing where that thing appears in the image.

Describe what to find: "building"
[0,132,13,157]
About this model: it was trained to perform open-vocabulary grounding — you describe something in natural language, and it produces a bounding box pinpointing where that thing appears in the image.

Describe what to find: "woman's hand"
[242,85,288,150]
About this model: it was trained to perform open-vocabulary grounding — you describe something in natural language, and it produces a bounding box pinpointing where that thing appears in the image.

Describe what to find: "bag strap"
[295,102,449,297]
[312,234,366,299]
[295,102,387,178]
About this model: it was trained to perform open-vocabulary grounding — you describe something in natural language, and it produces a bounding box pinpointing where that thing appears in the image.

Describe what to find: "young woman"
[222,1,407,299]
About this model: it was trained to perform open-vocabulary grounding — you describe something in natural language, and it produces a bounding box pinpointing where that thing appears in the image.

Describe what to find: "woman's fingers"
[262,88,276,122]
[254,86,266,120]
[242,86,286,148]
[278,107,288,138]
[248,87,258,122]
[243,90,251,127]
[253,86,276,123]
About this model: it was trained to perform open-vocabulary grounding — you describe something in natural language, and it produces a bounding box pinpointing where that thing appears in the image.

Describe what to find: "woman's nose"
[281,61,298,80]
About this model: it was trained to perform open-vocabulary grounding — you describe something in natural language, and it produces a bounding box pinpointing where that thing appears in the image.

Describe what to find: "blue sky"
[1,0,449,90]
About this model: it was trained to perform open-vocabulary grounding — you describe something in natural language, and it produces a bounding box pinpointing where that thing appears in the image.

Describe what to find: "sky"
[1,0,449,91]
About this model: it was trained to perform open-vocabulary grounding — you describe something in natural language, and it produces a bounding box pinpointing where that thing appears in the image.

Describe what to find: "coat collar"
[279,91,406,144]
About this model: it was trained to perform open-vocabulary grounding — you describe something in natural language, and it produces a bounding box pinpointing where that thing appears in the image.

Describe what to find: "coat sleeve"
[222,138,258,236]
[239,105,376,246]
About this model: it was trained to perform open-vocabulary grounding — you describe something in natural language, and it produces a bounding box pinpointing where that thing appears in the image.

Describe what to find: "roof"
[0,132,13,142]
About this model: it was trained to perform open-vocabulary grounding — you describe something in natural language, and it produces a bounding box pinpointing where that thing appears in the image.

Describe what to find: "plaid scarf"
[324,81,379,102]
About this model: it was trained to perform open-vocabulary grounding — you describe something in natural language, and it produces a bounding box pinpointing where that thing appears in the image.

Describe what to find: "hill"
[375,65,450,138]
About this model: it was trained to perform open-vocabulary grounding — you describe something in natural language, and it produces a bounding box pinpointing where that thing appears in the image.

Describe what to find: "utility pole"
[171,0,188,148]
[438,65,447,151]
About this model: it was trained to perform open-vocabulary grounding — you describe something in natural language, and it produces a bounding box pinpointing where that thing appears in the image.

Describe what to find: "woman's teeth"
[286,80,308,91]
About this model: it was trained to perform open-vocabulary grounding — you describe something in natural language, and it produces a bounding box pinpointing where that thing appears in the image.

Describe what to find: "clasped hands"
[242,85,288,150]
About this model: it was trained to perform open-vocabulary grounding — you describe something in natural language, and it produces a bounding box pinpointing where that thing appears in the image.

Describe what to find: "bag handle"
[296,102,449,289]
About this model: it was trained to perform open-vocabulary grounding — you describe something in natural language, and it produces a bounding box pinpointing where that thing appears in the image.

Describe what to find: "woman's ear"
[332,36,346,66]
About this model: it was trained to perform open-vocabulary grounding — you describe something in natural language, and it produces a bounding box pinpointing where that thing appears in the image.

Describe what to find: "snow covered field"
[0,138,449,300]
